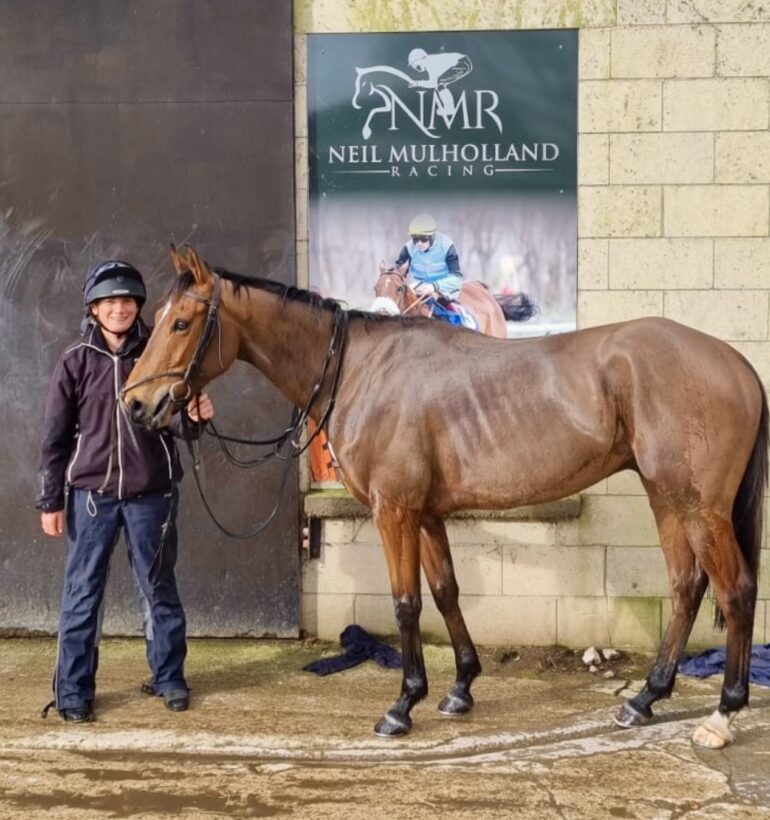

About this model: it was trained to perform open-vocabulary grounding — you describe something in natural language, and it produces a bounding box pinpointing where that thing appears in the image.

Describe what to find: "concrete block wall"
[294,1,770,648]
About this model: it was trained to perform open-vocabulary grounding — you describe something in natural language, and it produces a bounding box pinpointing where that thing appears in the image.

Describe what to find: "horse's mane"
[168,266,421,326]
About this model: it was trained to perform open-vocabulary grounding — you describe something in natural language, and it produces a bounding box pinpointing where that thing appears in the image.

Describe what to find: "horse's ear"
[169,243,186,275]
[397,261,409,277]
[378,259,387,275]
[184,245,211,286]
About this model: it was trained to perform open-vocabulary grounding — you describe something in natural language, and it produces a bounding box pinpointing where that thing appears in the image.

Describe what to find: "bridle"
[121,271,349,540]
[121,273,224,408]
[375,269,429,316]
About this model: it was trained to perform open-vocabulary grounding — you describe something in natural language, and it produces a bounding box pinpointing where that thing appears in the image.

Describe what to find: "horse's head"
[122,244,238,430]
[370,260,413,316]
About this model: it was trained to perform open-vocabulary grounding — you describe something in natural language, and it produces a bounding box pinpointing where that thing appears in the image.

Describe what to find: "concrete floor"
[1,638,769,819]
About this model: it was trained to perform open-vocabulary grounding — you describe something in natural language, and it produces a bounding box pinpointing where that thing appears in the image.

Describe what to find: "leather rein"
[121,272,349,539]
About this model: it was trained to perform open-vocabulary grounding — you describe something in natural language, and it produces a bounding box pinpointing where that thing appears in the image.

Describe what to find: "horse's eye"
[172,319,189,332]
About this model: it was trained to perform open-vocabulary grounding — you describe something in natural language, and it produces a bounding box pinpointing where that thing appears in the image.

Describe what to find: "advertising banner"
[307,29,577,335]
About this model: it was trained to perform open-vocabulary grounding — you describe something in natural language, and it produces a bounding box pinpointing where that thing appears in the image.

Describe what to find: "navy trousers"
[55,487,187,710]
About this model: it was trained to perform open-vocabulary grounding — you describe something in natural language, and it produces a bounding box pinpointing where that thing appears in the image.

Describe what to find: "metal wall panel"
[0,1,299,637]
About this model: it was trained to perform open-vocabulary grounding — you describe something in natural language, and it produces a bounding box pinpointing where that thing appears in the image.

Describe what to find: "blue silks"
[678,643,770,687]
[302,625,402,676]
[427,298,464,326]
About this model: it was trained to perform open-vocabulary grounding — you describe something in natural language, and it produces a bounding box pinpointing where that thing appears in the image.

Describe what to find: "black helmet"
[83,260,146,308]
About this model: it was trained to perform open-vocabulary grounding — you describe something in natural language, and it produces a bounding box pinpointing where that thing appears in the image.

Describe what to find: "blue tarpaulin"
[678,643,770,687]
[303,625,402,676]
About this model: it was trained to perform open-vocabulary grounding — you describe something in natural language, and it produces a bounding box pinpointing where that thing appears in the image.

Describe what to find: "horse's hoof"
[692,723,733,749]
[438,692,474,716]
[373,711,412,738]
[692,712,734,749]
[613,702,652,729]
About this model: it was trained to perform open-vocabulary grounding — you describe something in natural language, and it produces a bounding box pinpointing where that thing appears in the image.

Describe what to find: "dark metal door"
[0,1,299,637]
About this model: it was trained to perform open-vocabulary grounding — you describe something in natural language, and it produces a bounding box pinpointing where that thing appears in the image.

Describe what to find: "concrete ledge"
[303,491,581,521]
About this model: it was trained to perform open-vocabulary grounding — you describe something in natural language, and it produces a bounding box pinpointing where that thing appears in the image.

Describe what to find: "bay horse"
[124,246,767,749]
[371,261,536,338]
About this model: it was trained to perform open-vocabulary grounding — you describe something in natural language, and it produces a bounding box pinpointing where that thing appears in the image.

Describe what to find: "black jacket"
[36,318,196,512]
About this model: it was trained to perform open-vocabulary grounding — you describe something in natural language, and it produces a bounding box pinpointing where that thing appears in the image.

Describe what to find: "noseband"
[121,273,223,406]
[376,270,426,316]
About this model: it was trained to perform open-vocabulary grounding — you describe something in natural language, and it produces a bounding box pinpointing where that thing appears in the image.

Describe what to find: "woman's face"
[90,297,139,336]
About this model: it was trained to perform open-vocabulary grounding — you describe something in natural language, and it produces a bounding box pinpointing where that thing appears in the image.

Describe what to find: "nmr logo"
[352,47,502,140]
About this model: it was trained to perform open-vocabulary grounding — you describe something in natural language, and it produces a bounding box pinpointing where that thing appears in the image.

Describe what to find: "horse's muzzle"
[370,296,401,316]
[127,393,172,431]
[127,397,153,428]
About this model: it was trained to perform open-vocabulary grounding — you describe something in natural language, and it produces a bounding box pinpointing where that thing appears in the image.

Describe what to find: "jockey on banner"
[393,213,477,329]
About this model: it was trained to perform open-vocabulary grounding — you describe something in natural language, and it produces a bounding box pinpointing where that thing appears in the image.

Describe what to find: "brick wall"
[294,0,770,648]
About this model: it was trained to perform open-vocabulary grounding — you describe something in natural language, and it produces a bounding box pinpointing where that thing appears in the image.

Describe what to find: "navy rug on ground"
[678,643,770,687]
[303,625,402,676]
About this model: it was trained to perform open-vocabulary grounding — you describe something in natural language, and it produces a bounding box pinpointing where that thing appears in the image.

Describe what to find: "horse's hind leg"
[420,515,481,715]
[682,514,757,749]
[371,496,427,737]
[616,506,708,729]
[616,504,757,748]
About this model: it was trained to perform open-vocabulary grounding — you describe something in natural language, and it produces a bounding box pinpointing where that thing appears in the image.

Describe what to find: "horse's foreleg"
[371,497,427,737]
[683,515,757,749]
[616,509,707,729]
[420,515,481,716]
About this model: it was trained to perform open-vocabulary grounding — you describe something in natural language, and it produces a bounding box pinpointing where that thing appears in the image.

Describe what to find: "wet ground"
[0,638,769,818]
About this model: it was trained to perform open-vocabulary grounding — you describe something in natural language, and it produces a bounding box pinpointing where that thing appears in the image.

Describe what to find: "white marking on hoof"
[692,710,735,749]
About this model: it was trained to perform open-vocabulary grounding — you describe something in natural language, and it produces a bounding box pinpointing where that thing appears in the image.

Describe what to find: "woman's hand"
[41,511,64,537]
[186,392,215,422]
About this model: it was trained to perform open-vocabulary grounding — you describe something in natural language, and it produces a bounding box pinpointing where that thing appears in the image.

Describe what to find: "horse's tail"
[716,370,768,629]
[495,292,538,323]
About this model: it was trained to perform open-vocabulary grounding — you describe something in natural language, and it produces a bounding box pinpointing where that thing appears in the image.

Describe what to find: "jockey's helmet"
[83,260,146,308]
[408,213,437,239]
[408,48,428,69]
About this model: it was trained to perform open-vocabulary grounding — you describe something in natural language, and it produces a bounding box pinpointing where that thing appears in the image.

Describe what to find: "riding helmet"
[408,213,437,237]
[408,48,428,68]
[83,260,146,308]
